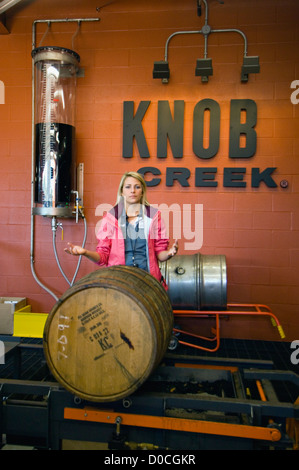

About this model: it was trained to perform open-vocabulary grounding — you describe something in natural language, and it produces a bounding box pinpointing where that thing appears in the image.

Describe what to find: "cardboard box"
[0,297,27,335]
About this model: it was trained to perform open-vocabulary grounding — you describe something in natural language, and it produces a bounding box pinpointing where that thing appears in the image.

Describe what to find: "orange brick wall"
[0,0,298,341]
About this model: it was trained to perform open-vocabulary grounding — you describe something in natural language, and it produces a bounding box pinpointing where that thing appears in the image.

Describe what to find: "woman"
[65,171,178,287]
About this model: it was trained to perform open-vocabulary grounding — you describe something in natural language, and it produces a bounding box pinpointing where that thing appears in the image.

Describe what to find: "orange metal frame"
[64,407,281,443]
[172,303,285,352]
[63,306,286,446]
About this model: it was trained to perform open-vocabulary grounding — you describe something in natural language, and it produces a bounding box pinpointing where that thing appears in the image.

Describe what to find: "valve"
[108,416,126,450]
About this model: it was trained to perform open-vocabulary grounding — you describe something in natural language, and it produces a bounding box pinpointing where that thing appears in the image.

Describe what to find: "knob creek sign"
[122,99,277,189]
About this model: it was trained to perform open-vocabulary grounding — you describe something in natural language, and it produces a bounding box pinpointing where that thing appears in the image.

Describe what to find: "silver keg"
[159,253,227,310]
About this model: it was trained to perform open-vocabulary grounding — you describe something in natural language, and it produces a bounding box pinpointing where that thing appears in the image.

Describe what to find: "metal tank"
[159,253,227,310]
[32,46,80,218]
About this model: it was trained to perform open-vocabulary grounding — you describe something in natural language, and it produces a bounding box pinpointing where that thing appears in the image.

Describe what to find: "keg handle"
[175,266,185,275]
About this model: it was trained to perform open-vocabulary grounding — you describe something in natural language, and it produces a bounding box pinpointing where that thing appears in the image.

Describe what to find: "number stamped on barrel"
[55,303,113,361]
[57,314,70,360]
[78,303,113,354]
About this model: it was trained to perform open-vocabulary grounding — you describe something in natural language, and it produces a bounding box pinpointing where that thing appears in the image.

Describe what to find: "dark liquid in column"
[35,122,75,206]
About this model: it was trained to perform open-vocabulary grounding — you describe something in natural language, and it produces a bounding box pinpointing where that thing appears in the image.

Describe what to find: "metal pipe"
[51,214,88,288]
[163,0,248,63]
[71,190,79,224]
[71,214,87,286]
[204,32,208,59]
[30,22,59,301]
[202,0,208,24]
[211,28,248,56]
[164,27,248,62]
[164,30,202,62]
[0,0,24,15]
[30,17,99,302]
[52,217,71,287]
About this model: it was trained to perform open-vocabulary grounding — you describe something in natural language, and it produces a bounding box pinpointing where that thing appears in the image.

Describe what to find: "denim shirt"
[124,216,148,271]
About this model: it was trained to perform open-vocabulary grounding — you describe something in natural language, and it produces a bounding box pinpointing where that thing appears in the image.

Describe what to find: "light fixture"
[195,58,213,82]
[153,0,260,84]
[153,60,170,83]
[241,56,260,82]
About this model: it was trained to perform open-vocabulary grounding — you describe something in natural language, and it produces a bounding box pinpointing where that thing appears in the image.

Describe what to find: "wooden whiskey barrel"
[43,266,173,402]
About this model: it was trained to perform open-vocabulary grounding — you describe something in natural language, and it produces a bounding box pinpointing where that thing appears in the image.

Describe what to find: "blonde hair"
[116,171,149,206]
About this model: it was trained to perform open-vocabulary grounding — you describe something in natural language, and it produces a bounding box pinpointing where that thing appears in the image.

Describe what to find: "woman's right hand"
[64,242,86,256]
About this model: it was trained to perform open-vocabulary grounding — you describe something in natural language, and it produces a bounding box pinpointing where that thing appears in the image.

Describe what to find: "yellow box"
[13,310,48,338]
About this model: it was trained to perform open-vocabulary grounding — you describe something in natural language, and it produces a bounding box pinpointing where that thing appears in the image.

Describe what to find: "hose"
[52,213,88,288]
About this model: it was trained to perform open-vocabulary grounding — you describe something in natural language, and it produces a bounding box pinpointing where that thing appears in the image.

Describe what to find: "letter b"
[229,99,257,158]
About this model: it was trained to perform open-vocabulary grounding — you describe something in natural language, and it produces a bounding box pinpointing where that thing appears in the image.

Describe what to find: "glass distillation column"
[32,46,80,218]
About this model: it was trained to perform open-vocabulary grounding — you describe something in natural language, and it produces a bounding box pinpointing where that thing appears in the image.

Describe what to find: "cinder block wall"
[0,0,298,341]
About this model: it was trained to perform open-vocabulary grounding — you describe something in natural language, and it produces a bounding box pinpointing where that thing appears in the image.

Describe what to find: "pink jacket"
[95,201,169,287]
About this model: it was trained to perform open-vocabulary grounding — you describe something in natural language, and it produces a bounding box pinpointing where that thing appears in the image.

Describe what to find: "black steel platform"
[0,336,298,450]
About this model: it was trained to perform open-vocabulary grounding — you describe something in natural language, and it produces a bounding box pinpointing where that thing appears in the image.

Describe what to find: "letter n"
[157,100,184,158]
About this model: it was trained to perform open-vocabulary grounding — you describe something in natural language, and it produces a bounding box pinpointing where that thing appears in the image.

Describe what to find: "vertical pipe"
[30,17,99,301]
[30,21,59,301]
